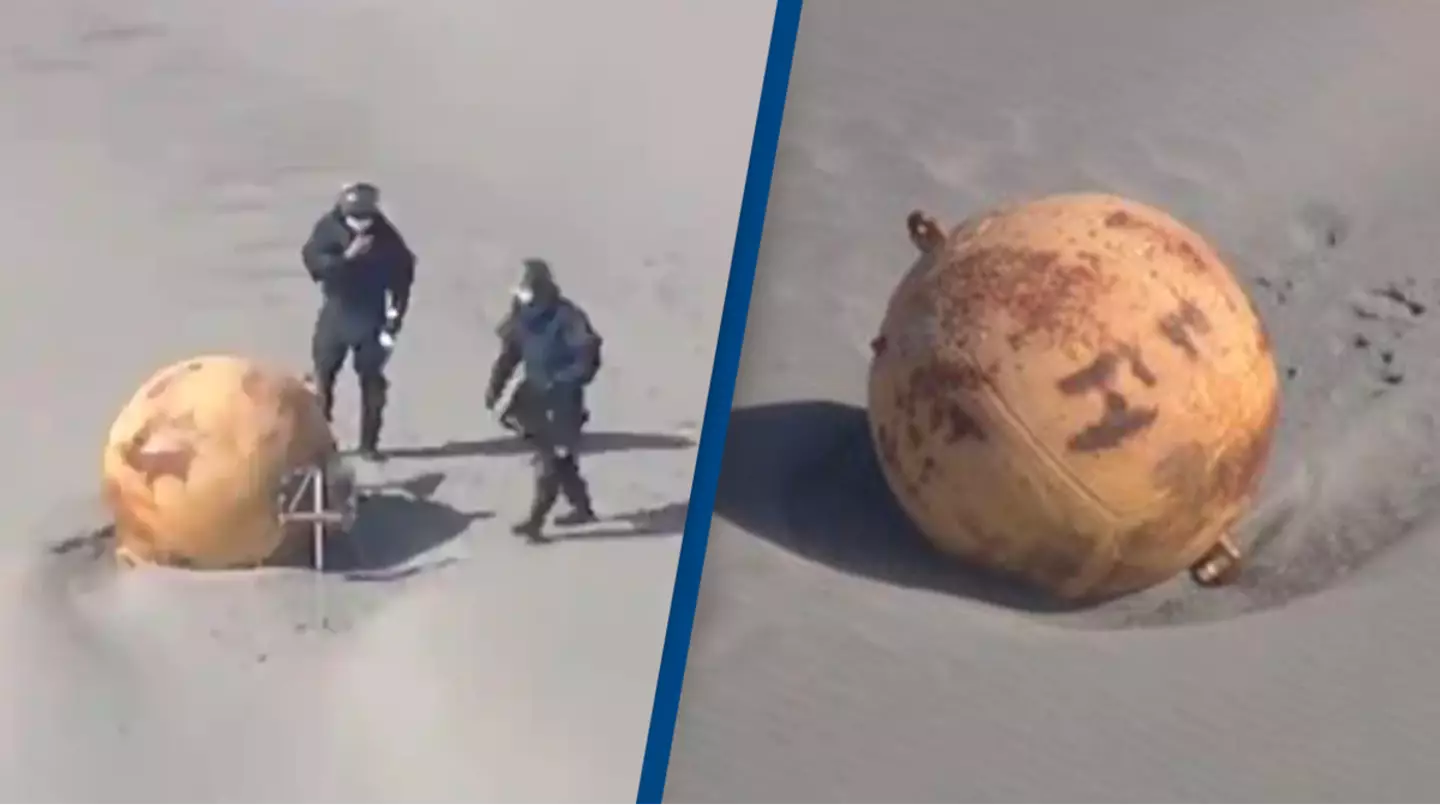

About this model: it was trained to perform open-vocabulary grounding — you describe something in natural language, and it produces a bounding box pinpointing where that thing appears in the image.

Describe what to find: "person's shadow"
[383,431,694,461]
[550,500,691,542]
[715,400,1076,613]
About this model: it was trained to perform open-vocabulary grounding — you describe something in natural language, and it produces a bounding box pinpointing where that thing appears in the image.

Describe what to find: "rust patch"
[1180,299,1212,330]
[1116,343,1158,387]
[1173,240,1207,276]
[1104,209,1210,276]
[918,455,938,486]
[902,362,991,446]
[1104,210,1136,228]
[1067,391,1158,452]
[1057,349,1161,451]
[942,245,1110,349]
[122,412,199,486]
[905,421,924,450]
[1159,318,1198,359]
[894,387,912,417]
[906,362,988,403]
[1157,299,1213,360]
[1057,352,1119,395]
[1057,344,1164,396]
[186,361,204,372]
[944,401,985,443]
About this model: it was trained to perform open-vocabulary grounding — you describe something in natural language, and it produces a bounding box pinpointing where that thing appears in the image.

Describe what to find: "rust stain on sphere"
[101,354,337,570]
[869,193,1279,602]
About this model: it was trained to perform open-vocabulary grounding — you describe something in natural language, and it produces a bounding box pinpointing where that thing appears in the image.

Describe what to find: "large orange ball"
[101,355,337,569]
[867,193,1280,601]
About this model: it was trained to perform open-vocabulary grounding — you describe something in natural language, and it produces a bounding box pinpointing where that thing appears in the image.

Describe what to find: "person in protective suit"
[498,294,595,440]
[301,182,415,461]
[484,258,602,542]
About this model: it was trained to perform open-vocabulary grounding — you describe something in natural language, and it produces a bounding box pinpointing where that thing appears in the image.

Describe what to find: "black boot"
[510,516,549,544]
[552,455,596,526]
[358,417,384,462]
[515,456,563,543]
[553,506,597,527]
[358,376,387,461]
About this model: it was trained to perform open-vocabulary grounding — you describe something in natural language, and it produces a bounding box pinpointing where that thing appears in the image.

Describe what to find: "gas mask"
[337,181,381,233]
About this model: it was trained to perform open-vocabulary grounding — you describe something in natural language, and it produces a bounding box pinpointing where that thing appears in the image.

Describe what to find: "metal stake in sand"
[280,462,349,631]
[312,464,327,630]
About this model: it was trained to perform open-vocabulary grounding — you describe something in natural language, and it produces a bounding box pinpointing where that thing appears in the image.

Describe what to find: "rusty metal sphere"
[101,354,337,570]
[867,193,1280,602]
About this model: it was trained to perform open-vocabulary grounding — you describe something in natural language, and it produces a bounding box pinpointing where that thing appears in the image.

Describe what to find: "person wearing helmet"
[301,181,416,461]
[484,258,603,542]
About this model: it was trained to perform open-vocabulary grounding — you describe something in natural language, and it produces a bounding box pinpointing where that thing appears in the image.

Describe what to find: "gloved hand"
[343,233,374,261]
[383,305,403,337]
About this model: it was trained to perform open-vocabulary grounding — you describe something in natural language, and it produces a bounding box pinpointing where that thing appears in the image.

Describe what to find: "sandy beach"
[664,0,1440,801]
[0,0,773,801]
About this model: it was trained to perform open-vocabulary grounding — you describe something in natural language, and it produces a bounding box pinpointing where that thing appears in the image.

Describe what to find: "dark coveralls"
[485,295,601,536]
[301,207,415,452]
